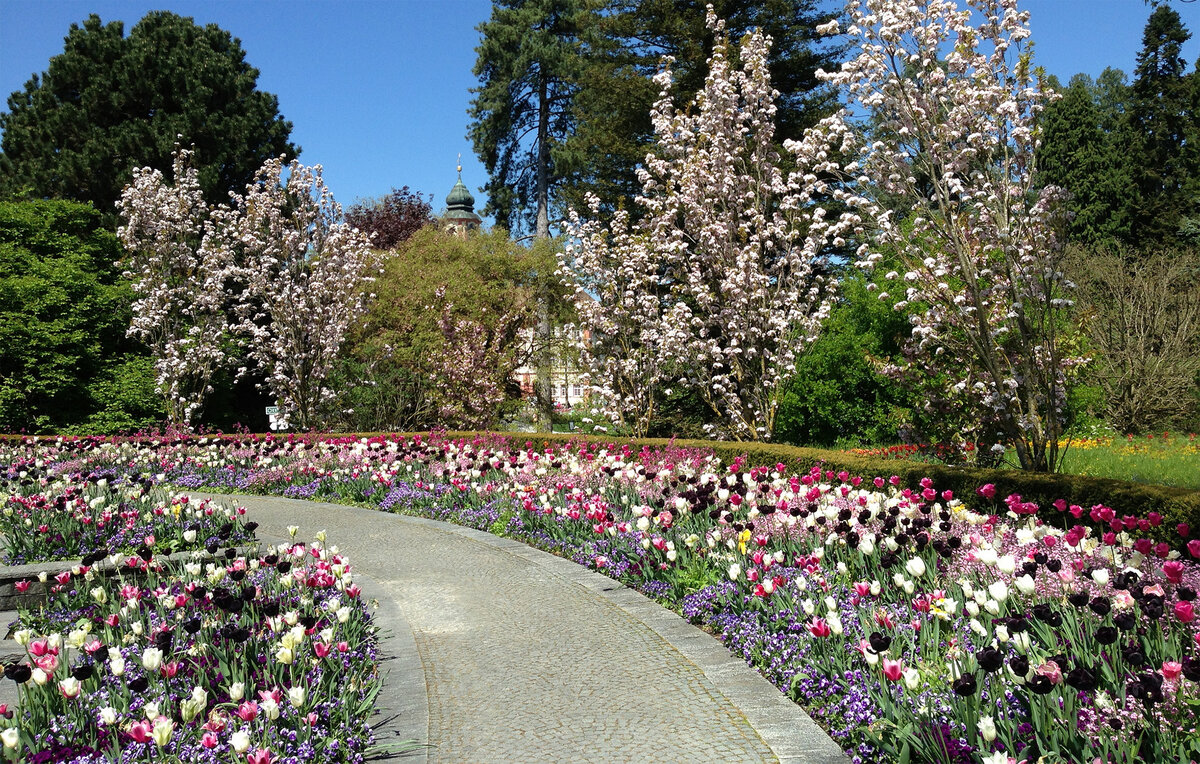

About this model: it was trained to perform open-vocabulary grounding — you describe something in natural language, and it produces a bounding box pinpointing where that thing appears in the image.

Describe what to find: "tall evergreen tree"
[0,12,296,215]
[1126,4,1199,246]
[469,0,586,238]
[561,0,843,217]
[1038,74,1132,246]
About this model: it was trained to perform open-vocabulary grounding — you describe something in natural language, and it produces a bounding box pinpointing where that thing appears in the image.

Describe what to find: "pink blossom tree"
[117,148,234,427]
[805,0,1081,470]
[226,158,379,431]
[426,286,529,430]
[566,11,861,440]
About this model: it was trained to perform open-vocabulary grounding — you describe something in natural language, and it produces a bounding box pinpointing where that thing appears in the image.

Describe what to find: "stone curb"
[385,514,849,764]
[0,545,255,612]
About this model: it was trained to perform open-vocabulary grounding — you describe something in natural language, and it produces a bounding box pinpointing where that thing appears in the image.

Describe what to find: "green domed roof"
[446,175,475,211]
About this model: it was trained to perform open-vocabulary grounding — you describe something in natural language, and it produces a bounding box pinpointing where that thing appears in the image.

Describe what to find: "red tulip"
[807,618,831,638]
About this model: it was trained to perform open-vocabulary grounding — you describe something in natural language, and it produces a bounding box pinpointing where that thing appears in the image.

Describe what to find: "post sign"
[265,406,280,415]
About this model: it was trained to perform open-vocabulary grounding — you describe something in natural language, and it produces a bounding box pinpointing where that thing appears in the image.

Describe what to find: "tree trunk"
[534,72,554,432]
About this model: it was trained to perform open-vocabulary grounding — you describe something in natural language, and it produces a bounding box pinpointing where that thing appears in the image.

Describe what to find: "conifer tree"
[1126,4,1199,246]
[0,12,295,215]
[469,0,586,238]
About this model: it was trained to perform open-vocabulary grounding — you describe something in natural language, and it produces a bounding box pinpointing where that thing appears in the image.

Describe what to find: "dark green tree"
[1125,5,1200,246]
[0,199,161,433]
[560,0,843,217]
[469,0,587,239]
[1038,74,1132,246]
[0,12,296,215]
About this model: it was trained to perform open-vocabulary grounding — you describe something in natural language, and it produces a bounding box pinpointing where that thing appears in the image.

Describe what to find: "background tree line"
[1,1,1197,454]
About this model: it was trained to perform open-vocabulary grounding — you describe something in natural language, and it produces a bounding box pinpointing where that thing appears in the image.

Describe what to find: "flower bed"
[5,433,1200,763]
[0,464,255,565]
[0,480,379,761]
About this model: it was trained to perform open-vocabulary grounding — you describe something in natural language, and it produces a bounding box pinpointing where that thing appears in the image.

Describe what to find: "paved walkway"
[200,495,847,763]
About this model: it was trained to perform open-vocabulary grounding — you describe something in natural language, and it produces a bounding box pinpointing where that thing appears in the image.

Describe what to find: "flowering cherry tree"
[118,148,234,427]
[227,158,379,431]
[426,286,529,429]
[805,0,1081,470]
[566,11,862,440]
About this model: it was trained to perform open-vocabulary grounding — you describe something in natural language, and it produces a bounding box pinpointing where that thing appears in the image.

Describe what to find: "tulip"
[152,717,173,747]
[129,720,153,743]
[807,618,832,637]
[1176,601,1196,623]
[201,730,219,749]
[1,728,18,750]
[977,715,997,743]
[231,730,251,753]
[248,750,273,764]
[141,647,163,672]
[905,557,926,578]
[882,658,903,681]
[236,701,259,722]
[987,581,1008,603]
[58,677,81,699]
[287,686,306,707]
[229,682,246,702]
[1014,574,1035,595]
[1162,661,1183,681]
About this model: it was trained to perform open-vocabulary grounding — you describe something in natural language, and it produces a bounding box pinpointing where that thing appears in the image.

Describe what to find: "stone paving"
[8,492,850,763]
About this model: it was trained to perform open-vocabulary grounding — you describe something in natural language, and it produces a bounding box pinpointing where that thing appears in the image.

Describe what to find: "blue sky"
[2,0,1198,222]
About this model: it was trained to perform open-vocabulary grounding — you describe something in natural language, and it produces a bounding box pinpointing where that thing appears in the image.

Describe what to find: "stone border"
[0,545,255,611]
[388,514,849,764]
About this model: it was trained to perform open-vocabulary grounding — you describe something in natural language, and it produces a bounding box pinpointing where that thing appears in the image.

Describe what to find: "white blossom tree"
[117,148,235,427]
[804,0,1081,470]
[227,158,379,431]
[566,10,862,441]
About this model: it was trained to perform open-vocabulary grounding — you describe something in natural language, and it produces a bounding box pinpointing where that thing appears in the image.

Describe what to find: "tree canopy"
[0,11,296,215]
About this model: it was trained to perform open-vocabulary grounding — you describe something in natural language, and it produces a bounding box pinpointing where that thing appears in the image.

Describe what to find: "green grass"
[1057,433,1200,490]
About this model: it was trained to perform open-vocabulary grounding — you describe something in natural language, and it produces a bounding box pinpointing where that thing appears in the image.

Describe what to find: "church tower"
[443,158,482,236]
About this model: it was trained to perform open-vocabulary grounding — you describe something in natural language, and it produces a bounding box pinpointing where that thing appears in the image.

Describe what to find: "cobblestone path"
[191,494,849,764]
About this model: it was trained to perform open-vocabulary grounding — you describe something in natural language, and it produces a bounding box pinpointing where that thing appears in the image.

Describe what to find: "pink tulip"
[882,658,903,682]
[1190,539,1200,559]
[807,618,831,638]
[14,580,30,593]
[313,641,331,658]
[235,701,258,722]
[1175,601,1195,623]
[201,731,219,749]
[1162,661,1183,681]
[1035,660,1062,685]
[1163,561,1185,583]
[247,750,273,764]
[129,720,153,743]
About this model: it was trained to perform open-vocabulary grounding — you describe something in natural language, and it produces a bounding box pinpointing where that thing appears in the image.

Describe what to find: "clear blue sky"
[2,0,1198,222]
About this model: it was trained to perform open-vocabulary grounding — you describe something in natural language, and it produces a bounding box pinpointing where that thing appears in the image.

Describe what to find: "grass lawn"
[1058,432,1200,489]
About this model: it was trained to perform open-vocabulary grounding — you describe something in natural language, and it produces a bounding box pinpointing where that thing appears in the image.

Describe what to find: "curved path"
[193,493,848,764]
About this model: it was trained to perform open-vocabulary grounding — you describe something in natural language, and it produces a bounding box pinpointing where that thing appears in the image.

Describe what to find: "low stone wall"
[0,545,255,612]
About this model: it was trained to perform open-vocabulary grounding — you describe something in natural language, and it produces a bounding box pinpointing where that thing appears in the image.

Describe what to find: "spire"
[444,154,481,231]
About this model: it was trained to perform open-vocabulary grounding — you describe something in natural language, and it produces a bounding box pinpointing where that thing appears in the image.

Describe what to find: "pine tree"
[0,12,295,216]
[560,0,843,218]
[1038,74,1132,246]
[1126,4,1199,246]
[469,0,586,239]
